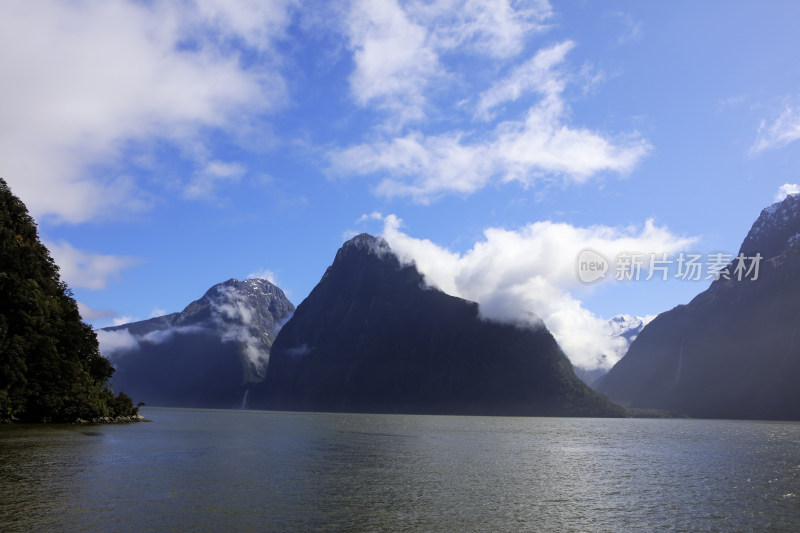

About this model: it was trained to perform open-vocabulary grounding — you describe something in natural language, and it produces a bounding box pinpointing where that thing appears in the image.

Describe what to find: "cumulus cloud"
[775,183,800,202]
[0,0,295,224]
[751,105,800,154]
[345,0,439,125]
[379,214,696,370]
[344,0,552,128]
[45,240,139,290]
[334,115,649,202]
[333,30,650,202]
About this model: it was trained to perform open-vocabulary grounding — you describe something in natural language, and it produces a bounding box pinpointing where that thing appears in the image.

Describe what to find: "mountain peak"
[740,193,800,259]
[340,233,393,257]
[253,234,624,417]
[100,276,295,408]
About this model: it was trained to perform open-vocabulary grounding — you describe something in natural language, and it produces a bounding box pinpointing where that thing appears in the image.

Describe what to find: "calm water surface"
[1,408,799,532]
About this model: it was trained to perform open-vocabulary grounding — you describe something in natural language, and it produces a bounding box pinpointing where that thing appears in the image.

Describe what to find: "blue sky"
[3,0,800,369]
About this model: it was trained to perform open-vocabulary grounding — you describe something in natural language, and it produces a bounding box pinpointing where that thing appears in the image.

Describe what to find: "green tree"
[0,178,136,422]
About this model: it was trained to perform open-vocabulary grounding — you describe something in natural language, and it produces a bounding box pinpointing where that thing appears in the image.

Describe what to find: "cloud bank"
[378,214,695,370]
[0,0,296,224]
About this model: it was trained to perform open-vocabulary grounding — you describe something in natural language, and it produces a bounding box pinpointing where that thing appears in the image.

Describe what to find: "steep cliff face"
[100,278,294,408]
[597,194,800,420]
[252,234,624,417]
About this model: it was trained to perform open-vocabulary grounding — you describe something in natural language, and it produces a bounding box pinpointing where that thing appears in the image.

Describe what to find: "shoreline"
[1,414,149,425]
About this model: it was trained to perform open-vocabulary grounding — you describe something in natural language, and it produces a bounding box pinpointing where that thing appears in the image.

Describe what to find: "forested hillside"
[0,178,137,422]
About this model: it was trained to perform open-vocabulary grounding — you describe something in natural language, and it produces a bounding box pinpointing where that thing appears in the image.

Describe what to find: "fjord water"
[2,409,799,532]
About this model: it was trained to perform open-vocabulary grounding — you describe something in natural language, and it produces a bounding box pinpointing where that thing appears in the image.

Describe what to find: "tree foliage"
[0,178,136,422]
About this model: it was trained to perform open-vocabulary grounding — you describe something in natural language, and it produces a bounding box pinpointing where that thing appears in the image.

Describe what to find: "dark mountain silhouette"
[100,278,294,408]
[597,194,800,420]
[251,234,624,417]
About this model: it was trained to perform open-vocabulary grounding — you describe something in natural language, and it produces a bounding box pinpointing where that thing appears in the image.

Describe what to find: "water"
[1,409,799,532]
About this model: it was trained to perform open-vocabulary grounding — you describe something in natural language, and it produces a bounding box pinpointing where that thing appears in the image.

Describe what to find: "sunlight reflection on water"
[1,409,799,532]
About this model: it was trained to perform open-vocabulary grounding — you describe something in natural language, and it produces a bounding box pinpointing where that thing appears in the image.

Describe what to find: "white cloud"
[475,40,575,120]
[357,211,385,223]
[409,0,552,58]
[333,30,650,202]
[334,103,650,202]
[379,214,696,370]
[150,308,168,318]
[775,183,800,202]
[112,316,136,327]
[96,328,140,357]
[344,0,552,127]
[45,240,139,290]
[751,105,800,154]
[246,269,277,284]
[0,0,295,224]
[346,0,439,125]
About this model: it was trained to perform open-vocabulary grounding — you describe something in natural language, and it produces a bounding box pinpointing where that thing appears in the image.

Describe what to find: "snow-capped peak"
[607,314,654,342]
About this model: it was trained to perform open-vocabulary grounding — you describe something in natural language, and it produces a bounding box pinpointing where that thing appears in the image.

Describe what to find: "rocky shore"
[75,415,148,424]
[1,414,148,424]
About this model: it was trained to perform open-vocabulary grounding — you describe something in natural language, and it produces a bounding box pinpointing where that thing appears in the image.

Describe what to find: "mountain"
[607,314,651,344]
[250,234,624,417]
[99,278,294,408]
[0,178,136,422]
[596,193,800,420]
[574,314,652,387]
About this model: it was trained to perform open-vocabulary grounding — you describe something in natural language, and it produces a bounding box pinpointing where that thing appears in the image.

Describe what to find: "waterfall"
[241,389,249,410]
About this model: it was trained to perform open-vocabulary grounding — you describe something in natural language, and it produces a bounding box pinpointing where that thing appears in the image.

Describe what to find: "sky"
[3,0,800,370]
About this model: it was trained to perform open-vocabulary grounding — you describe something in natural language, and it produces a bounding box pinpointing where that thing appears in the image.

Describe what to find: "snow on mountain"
[740,193,800,259]
[575,314,654,387]
[607,314,654,344]
[97,278,294,408]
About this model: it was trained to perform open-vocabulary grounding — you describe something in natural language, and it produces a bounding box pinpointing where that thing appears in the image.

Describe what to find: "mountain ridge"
[252,234,625,417]
[100,277,294,408]
[596,193,800,420]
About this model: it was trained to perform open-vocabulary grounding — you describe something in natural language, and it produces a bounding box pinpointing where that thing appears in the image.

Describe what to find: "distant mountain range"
[99,278,294,408]
[249,234,625,417]
[98,195,800,420]
[597,194,800,420]
[573,314,652,387]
